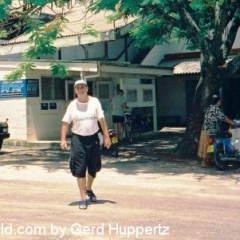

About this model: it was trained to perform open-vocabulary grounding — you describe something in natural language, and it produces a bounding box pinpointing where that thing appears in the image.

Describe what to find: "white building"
[1,4,240,141]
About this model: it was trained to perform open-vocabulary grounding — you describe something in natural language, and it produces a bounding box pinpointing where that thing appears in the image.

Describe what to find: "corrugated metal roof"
[4,3,137,45]
[158,59,200,74]
[174,61,200,74]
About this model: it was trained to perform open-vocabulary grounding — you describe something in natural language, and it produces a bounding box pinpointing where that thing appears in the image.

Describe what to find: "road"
[0,135,240,240]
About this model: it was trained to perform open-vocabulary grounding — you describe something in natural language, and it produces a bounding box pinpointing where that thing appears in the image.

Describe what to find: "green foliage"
[0,30,7,38]
[82,24,99,37]
[4,62,35,82]
[1,0,240,83]
[106,12,123,23]
[92,0,240,52]
[26,0,52,7]
[0,0,11,20]
[50,62,69,78]
[90,0,119,11]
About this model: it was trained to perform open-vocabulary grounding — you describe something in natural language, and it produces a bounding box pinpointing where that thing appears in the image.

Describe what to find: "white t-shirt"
[62,96,105,136]
[111,95,126,116]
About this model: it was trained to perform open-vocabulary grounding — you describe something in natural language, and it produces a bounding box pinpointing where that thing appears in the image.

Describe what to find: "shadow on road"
[69,199,116,206]
[1,132,240,183]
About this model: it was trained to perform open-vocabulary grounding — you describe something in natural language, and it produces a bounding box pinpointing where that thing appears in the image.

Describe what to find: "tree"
[91,0,240,156]
[1,1,240,156]
[0,0,93,80]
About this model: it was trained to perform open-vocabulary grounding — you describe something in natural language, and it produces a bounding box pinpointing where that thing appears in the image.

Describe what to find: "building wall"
[0,69,67,141]
[58,37,134,62]
[156,76,187,125]
[60,45,85,60]
[0,98,27,140]
[0,70,28,140]
[233,31,240,47]
[25,70,66,140]
[26,98,66,140]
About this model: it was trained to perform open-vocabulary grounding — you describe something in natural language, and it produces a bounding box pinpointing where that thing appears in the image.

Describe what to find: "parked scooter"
[98,128,119,157]
[207,122,240,170]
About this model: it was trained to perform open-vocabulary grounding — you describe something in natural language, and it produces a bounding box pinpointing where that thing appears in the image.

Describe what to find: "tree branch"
[227,53,240,77]
[222,9,240,59]
[177,0,201,35]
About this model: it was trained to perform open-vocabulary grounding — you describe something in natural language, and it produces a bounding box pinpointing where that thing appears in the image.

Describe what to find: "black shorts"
[69,133,100,178]
[112,115,124,123]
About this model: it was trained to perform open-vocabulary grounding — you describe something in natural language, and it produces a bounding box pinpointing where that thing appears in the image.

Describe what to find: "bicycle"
[124,112,142,143]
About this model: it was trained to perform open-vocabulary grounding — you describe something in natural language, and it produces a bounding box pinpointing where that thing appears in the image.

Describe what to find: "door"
[65,80,75,106]
[96,82,112,127]
[65,80,75,136]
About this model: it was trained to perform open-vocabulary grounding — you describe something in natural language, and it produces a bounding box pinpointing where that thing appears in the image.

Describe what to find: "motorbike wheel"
[110,144,119,157]
[214,144,228,171]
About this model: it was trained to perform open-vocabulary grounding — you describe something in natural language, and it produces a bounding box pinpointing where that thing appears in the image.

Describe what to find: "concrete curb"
[3,128,185,148]
[3,139,71,149]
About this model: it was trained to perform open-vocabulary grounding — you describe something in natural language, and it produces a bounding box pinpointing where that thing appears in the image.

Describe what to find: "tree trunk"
[174,75,218,157]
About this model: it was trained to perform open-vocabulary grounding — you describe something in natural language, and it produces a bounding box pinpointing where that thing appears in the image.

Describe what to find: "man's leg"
[86,173,97,202]
[77,177,86,200]
[85,135,99,202]
[77,177,88,209]
[118,122,124,141]
[86,173,94,191]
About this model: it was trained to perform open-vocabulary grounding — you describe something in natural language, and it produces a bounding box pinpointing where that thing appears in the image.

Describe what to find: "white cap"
[74,79,87,87]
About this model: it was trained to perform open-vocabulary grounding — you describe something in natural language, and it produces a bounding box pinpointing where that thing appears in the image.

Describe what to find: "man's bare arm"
[60,122,69,150]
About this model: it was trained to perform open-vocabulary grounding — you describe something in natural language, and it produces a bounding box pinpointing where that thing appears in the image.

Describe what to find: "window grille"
[98,83,110,99]
[41,77,65,100]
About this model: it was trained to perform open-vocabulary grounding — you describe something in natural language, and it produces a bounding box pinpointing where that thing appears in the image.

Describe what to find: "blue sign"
[0,80,26,97]
[26,79,39,97]
[0,79,39,98]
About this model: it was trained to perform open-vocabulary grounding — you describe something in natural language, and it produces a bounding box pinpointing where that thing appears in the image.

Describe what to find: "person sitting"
[197,95,235,167]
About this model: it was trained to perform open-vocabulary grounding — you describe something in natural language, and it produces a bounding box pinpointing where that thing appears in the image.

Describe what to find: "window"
[41,77,65,100]
[126,89,137,102]
[143,89,153,101]
[98,83,110,99]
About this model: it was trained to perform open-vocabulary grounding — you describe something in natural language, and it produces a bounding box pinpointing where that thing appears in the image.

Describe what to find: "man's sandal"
[86,189,97,202]
[79,200,88,210]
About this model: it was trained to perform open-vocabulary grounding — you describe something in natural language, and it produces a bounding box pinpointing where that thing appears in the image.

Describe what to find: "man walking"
[60,79,111,210]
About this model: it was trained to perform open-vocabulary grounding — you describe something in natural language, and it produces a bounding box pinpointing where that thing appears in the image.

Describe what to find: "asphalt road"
[0,135,240,240]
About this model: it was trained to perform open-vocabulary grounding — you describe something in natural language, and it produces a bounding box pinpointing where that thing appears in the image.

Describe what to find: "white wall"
[26,70,66,140]
[0,98,27,140]
[59,37,135,62]
[0,69,68,141]
[142,41,195,66]
[144,33,240,67]
[233,30,240,48]
[0,70,28,140]
[26,98,66,140]
[122,79,157,131]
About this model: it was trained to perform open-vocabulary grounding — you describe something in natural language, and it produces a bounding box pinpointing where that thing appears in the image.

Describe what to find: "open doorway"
[96,81,112,127]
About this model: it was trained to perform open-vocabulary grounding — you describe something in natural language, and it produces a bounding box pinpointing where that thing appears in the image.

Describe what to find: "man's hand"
[60,140,68,150]
[104,136,112,149]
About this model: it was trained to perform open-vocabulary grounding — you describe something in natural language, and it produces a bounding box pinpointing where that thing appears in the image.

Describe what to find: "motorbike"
[98,128,119,157]
[207,123,240,170]
[0,118,10,150]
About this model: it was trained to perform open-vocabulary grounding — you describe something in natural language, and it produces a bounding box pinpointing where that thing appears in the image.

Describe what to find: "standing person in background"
[111,89,129,142]
[197,95,235,168]
[60,79,111,210]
